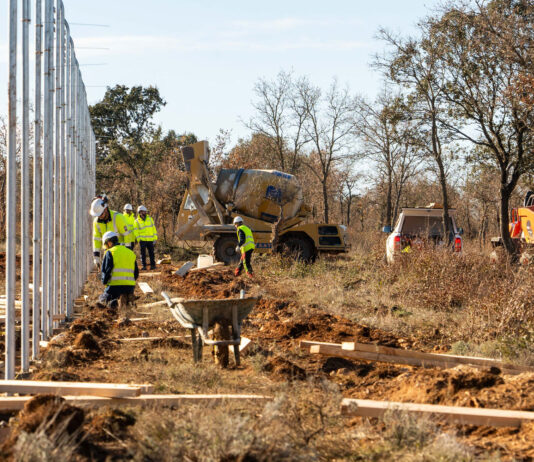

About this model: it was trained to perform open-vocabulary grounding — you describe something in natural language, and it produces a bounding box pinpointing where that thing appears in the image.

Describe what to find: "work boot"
[246,272,254,278]
[234,268,241,277]
[141,266,147,271]
[150,266,156,270]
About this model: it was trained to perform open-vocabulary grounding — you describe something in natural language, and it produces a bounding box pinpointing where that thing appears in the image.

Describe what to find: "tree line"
[43,0,531,255]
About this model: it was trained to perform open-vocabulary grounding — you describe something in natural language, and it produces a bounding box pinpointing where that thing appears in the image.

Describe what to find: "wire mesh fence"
[4,0,96,379]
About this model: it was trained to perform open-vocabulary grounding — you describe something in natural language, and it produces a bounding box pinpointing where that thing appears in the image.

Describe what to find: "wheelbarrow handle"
[161,291,174,307]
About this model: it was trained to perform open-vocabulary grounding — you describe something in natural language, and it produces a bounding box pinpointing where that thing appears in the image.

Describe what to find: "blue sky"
[1,0,438,144]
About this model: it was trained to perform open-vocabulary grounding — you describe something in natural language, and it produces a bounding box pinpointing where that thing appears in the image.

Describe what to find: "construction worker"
[122,203,136,250]
[134,205,158,270]
[90,197,135,267]
[98,231,139,308]
[233,216,255,277]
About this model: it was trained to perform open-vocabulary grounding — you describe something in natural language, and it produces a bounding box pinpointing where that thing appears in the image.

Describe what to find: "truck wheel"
[214,235,240,264]
[280,236,317,262]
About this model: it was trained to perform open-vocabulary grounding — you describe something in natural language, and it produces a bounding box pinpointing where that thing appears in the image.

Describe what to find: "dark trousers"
[99,285,135,307]
[140,240,156,269]
[236,249,254,274]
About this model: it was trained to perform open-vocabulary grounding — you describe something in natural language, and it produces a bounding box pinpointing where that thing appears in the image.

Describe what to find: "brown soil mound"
[345,366,534,410]
[252,309,411,348]
[263,356,307,380]
[73,331,101,353]
[1,395,85,456]
[70,319,107,338]
[86,408,136,441]
[160,268,251,299]
[32,370,81,382]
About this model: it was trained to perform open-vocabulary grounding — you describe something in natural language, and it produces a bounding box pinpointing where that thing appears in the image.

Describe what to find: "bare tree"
[430,1,534,255]
[354,90,422,227]
[376,27,456,237]
[246,71,307,174]
[296,78,355,223]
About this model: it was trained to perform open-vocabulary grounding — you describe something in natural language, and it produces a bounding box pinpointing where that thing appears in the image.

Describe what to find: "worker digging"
[98,231,139,308]
[233,216,255,277]
[134,205,158,271]
[90,196,135,268]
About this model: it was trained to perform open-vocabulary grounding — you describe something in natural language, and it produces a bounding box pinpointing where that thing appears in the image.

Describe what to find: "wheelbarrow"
[161,291,259,366]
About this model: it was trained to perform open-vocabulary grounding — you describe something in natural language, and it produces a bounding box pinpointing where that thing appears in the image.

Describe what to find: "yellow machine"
[176,141,348,263]
[491,191,534,263]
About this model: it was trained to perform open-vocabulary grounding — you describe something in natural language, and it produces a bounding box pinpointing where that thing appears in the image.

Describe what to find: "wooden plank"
[0,393,273,412]
[341,398,534,427]
[239,337,253,354]
[118,335,188,343]
[310,344,441,368]
[139,298,184,309]
[138,282,154,294]
[299,340,342,351]
[190,262,225,272]
[0,380,141,398]
[174,261,194,277]
[138,272,161,278]
[304,341,532,375]
[341,342,534,374]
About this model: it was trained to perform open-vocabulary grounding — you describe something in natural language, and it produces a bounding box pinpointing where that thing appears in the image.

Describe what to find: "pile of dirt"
[159,268,252,299]
[345,365,534,410]
[1,395,85,456]
[250,307,413,349]
[262,356,307,381]
[86,408,136,441]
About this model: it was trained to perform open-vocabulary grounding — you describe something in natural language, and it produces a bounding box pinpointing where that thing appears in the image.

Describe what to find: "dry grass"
[254,235,534,364]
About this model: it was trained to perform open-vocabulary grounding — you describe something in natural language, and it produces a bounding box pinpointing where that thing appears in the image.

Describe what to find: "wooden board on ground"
[0,380,142,398]
[190,262,225,272]
[174,261,194,277]
[137,282,154,294]
[118,335,188,343]
[139,298,184,309]
[0,394,273,412]
[341,398,534,427]
[304,341,533,375]
[138,272,161,278]
[341,342,534,374]
[238,337,252,354]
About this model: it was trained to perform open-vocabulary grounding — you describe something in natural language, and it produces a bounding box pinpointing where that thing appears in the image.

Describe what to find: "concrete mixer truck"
[175,141,348,263]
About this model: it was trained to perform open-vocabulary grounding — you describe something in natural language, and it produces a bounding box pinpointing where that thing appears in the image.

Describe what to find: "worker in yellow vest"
[233,216,255,277]
[134,205,158,270]
[98,231,139,308]
[89,197,135,267]
[122,203,136,250]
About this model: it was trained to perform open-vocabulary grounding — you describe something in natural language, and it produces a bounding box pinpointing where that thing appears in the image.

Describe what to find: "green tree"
[431,1,534,255]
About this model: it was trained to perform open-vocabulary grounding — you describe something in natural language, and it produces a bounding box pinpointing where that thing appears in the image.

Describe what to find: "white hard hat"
[123,203,133,211]
[90,198,108,217]
[233,216,243,225]
[137,205,147,213]
[102,231,118,244]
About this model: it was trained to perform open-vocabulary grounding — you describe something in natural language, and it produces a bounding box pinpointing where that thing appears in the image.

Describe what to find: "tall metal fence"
[5,0,96,379]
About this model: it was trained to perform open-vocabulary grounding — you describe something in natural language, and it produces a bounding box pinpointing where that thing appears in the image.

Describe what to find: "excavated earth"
[1,266,533,460]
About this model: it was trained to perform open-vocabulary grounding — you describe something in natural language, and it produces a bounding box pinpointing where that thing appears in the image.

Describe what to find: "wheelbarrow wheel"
[213,322,229,368]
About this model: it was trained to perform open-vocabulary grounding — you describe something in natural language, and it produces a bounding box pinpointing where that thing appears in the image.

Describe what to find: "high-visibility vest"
[107,244,137,286]
[123,212,136,239]
[93,210,134,254]
[237,225,255,253]
[134,215,158,242]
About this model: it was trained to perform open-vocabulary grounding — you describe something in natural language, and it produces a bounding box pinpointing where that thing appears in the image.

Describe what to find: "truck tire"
[214,235,240,264]
[280,235,317,262]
